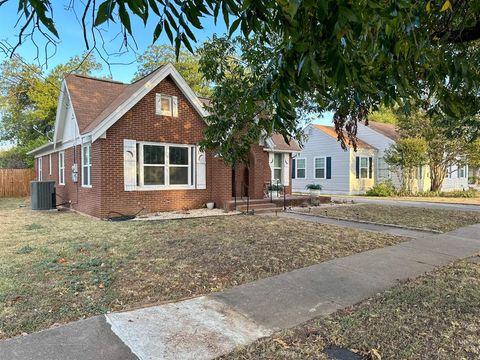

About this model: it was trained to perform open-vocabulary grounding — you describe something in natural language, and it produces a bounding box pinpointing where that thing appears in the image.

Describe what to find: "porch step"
[237,203,284,214]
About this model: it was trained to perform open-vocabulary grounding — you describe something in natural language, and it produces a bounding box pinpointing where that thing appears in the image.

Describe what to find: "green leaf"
[95,1,115,26]
[229,18,241,37]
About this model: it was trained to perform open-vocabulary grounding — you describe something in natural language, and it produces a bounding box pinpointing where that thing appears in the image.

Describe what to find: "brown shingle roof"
[313,124,376,150]
[65,74,127,134]
[269,133,301,152]
[65,66,165,134]
[366,121,399,141]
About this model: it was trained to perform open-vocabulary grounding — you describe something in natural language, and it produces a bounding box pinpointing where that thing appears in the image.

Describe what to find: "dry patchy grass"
[224,259,480,360]
[0,198,406,339]
[302,203,480,232]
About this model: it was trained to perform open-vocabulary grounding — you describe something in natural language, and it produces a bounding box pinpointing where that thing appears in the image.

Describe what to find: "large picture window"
[82,143,92,187]
[314,157,326,179]
[137,142,193,188]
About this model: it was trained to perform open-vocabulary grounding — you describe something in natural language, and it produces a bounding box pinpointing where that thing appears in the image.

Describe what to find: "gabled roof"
[63,63,207,141]
[313,124,376,150]
[65,74,127,134]
[365,121,399,141]
[269,133,301,152]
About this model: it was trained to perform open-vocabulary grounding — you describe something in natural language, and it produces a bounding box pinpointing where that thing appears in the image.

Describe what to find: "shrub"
[440,189,478,198]
[305,183,322,191]
[366,181,396,197]
[268,183,284,192]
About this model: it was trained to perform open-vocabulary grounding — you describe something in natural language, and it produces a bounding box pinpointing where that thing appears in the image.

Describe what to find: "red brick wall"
[36,144,103,217]
[97,76,234,218]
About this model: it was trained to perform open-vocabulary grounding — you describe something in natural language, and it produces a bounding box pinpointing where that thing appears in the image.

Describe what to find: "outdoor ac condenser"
[31,181,56,210]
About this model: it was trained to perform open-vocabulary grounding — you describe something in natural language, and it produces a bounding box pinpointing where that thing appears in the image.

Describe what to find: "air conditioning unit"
[31,181,56,210]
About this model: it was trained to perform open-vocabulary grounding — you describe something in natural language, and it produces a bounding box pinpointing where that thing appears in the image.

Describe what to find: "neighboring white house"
[293,121,469,195]
[292,124,376,194]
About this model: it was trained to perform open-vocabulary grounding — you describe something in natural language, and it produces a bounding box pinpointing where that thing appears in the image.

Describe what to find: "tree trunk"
[430,164,445,192]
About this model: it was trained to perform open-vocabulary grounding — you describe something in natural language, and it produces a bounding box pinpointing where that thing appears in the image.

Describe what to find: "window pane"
[170,167,188,185]
[315,168,325,178]
[297,169,305,178]
[274,153,282,167]
[315,158,325,169]
[83,166,89,185]
[144,145,165,164]
[170,147,189,165]
[361,157,368,167]
[274,169,282,181]
[144,166,165,185]
[297,159,305,169]
[161,96,171,113]
[361,168,368,178]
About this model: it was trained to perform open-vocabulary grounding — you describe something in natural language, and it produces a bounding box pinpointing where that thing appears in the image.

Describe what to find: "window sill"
[133,185,196,191]
[81,185,92,188]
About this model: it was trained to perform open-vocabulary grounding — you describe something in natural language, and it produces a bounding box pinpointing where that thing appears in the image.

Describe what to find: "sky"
[0,1,333,149]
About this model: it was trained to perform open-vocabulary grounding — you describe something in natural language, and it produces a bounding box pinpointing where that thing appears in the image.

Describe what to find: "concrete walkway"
[331,195,480,211]
[2,223,479,359]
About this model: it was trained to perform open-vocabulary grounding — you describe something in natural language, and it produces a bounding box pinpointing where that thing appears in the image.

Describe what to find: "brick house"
[29,64,300,218]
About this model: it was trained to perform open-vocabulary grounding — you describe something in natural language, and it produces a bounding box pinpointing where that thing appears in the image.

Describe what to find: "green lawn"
[0,198,407,339]
[224,259,480,360]
[300,203,480,232]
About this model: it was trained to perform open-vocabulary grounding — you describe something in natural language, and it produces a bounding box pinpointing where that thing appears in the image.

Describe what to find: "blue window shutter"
[326,157,332,179]
[355,157,360,179]
[292,158,296,179]
[369,157,373,179]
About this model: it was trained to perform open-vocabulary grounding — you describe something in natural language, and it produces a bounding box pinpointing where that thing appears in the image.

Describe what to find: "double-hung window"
[458,165,466,178]
[138,143,193,188]
[38,157,43,181]
[58,151,65,185]
[296,158,306,179]
[82,143,92,187]
[273,153,283,182]
[48,154,52,175]
[359,156,369,179]
[314,157,326,179]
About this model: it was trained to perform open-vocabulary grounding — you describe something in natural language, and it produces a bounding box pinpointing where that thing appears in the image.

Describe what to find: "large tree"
[1,1,480,163]
[135,45,211,97]
[0,53,102,167]
[397,111,471,191]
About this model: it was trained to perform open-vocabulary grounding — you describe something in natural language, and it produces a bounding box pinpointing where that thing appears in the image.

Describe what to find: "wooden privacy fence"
[0,169,36,197]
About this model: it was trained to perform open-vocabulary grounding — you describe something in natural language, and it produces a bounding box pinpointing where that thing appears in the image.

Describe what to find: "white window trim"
[137,141,195,190]
[295,157,306,179]
[314,156,326,179]
[359,156,369,179]
[82,143,92,188]
[156,93,173,116]
[48,154,52,175]
[58,151,65,185]
[38,157,43,181]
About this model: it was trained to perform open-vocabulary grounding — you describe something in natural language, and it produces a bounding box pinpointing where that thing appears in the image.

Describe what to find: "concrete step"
[237,203,281,211]
[252,207,284,214]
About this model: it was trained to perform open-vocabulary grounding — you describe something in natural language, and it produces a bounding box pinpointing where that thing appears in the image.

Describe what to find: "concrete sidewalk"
[2,224,479,360]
